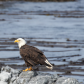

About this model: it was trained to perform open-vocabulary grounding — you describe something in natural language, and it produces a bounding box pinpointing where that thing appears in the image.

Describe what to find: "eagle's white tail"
[45,59,53,70]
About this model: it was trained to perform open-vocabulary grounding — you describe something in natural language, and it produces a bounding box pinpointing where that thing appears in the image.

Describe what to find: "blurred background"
[0,0,84,83]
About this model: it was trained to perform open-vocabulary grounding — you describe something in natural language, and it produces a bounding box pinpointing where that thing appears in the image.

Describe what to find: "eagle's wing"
[28,46,44,55]
[20,45,47,66]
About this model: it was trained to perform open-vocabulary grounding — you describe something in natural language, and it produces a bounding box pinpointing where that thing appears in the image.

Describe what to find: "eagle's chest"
[20,46,40,60]
[20,48,35,58]
[20,48,29,57]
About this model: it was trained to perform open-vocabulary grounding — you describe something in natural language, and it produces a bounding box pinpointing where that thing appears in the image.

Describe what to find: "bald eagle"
[14,38,53,71]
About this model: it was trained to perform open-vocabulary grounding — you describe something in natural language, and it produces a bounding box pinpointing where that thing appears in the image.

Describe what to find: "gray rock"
[56,77,79,84]
[13,71,38,84]
[0,81,7,84]
[13,71,58,84]
[1,66,20,84]
[1,66,20,76]
[28,75,54,84]
[0,71,11,84]
[0,66,80,84]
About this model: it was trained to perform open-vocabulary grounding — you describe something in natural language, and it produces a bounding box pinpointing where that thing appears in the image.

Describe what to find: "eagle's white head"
[14,38,26,48]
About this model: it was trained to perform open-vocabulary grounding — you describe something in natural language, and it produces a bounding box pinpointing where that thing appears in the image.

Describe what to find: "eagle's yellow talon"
[23,68,29,71]
[28,67,33,71]
[23,67,33,71]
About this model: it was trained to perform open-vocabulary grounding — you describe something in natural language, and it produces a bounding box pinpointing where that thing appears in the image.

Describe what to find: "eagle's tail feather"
[45,59,53,70]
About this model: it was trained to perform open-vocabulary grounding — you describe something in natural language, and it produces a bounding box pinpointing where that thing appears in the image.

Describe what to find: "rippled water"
[0,0,84,83]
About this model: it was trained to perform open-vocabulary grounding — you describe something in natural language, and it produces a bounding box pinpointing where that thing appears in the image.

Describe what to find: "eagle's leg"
[28,67,33,71]
[23,67,33,71]
[23,68,29,71]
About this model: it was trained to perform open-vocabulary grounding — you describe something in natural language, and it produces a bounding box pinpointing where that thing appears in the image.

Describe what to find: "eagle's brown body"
[20,44,50,67]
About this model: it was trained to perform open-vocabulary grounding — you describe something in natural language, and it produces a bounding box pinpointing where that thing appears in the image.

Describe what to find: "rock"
[1,66,20,75]
[28,75,54,84]
[56,77,79,84]
[1,66,20,84]
[13,71,58,84]
[0,81,7,84]
[0,66,80,84]
[19,71,37,78]
[0,71,11,83]
[13,71,38,84]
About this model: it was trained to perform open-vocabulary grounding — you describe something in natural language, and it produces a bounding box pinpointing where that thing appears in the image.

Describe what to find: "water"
[0,0,84,83]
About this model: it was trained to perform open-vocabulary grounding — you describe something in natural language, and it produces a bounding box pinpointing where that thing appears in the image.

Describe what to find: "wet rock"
[65,71,71,74]
[56,77,79,84]
[62,59,66,61]
[0,19,5,21]
[66,38,71,41]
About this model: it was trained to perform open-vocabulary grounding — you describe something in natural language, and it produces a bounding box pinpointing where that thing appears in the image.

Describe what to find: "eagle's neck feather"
[18,42,26,49]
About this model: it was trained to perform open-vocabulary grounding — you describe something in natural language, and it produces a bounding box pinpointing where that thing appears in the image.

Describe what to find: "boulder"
[0,66,80,84]
[28,72,58,84]
[56,77,79,84]
[13,71,37,84]
[1,66,20,84]
[0,71,11,84]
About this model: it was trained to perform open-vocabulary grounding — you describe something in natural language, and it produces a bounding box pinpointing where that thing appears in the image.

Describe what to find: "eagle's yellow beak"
[14,40,20,43]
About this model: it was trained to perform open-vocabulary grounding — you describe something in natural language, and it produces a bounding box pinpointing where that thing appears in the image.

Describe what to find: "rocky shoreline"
[0,66,79,84]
